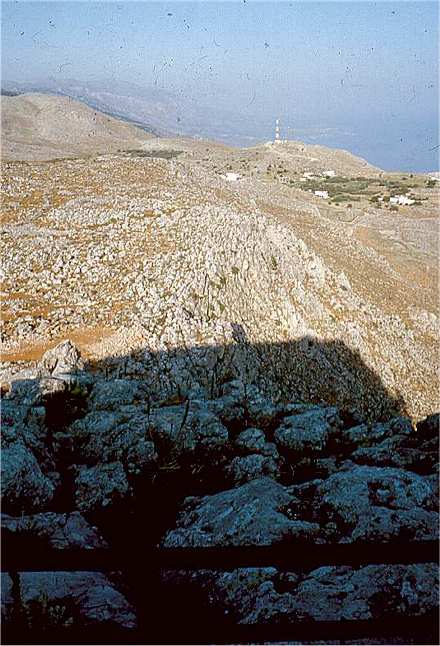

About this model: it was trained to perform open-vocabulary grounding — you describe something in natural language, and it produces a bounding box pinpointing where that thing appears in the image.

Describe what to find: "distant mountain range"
[1,78,266,146]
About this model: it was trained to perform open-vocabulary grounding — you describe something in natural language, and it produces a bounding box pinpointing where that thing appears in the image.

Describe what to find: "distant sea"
[218,116,439,174]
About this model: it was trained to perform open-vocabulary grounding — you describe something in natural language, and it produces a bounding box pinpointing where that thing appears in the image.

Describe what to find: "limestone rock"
[274,406,342,457]
[61,409,158,477]
[234,428,267,453]
[74,462,130,513]
[38,340,83,378]
[1,512,108,550]
[148,403,229,457]
[340,416,412,449]
[89,378,148,411]
[17,572,136,630]
[163,477,319,547]
[304,465,439,542]
[224,454,281,486]
[167,563,438,625]
[1,441,55,513]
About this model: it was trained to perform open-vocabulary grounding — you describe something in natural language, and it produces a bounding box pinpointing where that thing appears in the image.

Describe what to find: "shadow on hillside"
[82,327,407,422]
[2,330,414,644]
[3,329,409,539]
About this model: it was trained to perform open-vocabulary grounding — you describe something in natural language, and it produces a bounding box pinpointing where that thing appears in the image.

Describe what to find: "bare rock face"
[1,441,56,513]
[296,465,439,543]
[224,453,281,486]
[38,340,84,379]
[18,572,137,630]
[162,563,438,625]
[164,464,438,548]
[74,462,131,513]
[163,477,320,547]
[274,406,343,457]
[1,512,108,550]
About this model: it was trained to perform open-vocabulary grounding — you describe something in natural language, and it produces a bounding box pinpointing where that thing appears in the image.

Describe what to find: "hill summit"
[1,93,154,160]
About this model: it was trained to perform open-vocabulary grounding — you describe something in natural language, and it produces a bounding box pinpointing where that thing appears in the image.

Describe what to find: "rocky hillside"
[1,93,154,161]
[1,341,438,641]
[1,139,438,420]
[1,111,438,641]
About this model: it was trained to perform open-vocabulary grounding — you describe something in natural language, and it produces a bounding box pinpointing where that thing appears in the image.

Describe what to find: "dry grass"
[1,325,115,363]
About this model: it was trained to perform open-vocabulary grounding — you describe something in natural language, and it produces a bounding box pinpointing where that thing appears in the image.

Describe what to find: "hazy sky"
[2,1,439,170]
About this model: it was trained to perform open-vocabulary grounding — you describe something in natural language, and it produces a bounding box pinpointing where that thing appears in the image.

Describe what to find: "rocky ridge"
[1,146,439,420]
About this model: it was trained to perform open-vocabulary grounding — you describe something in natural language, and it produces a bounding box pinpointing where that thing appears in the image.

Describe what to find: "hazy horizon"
[2,0,439,171]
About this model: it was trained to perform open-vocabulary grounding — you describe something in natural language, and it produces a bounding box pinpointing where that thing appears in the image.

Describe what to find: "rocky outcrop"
[164,478,320,548]
[162,563,438,625]
[1,441,56,513]
[1,512,107,550]
[74,462,131,513]
[38,340,84,379]
[1,342,438,638]
[291,465,438,542]
[274,405,342,457]
[2,147,438,422]
[17,572,136,630]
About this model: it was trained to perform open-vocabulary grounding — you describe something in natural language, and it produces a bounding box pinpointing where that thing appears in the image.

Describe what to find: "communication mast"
[275,118,281,143]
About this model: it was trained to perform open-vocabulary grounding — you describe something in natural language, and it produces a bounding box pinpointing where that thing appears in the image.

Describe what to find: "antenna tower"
[275,118,281,143]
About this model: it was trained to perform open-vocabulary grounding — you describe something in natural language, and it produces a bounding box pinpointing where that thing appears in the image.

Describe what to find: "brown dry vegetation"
[1,136,439,418]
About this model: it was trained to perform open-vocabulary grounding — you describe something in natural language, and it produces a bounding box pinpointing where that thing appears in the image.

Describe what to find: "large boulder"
[163,477,319,547]
[234,428,267,453]
[15,572,136,630]
[296,464,438,542]
[274,406,342,457]
[206,381,282,432]
[74,462,130,513]
[147,403,229,456]
[38,340,84,378]
[2,512,107,550]
[58,409,158,476]
[1,441,56,513]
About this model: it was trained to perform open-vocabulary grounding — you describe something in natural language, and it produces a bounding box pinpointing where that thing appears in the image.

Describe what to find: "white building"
[303,172,319,180]
[390,194,415,206]
[323,170,336,177]
[223,172,242,182]
[314,190,329,199]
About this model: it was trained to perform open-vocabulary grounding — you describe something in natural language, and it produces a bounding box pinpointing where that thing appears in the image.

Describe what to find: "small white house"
[314,190,329,199]
[390,194,415,206]
[323,170,336,177]
[223,172,242,182]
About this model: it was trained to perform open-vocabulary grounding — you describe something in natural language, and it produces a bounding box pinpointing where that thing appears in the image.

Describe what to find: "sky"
[2,1,439,171]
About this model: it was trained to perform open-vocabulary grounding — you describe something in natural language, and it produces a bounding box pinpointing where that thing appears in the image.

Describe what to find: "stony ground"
[1,137,439,421]
[1,131,439,641]
[1,341,438,640]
